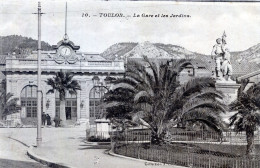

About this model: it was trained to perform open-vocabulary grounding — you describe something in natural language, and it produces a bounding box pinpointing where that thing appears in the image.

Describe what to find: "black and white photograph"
[0,1,259,168]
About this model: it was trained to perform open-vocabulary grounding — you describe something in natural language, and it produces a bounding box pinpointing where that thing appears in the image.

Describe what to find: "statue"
[211,31,233,81]
[221,48,232,81]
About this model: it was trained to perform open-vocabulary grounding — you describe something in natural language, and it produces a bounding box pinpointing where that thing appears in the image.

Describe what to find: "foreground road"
[0,135,46,168]
[0,127,185,168]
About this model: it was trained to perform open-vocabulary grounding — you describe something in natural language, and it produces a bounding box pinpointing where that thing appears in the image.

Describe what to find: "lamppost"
[33,2,44,147]
[92,75,112,138]
[92,75,112,119]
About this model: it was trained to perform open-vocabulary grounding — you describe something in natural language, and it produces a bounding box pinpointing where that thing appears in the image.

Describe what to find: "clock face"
[60,47,72,56]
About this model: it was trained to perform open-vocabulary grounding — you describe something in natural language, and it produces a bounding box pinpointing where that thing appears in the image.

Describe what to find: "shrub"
[87,136,111,142]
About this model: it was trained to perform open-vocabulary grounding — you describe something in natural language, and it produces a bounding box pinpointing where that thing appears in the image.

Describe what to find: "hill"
[100,42,138,60]
[101,42,200,60]
[231,43,260,64]
[0,35,52,56]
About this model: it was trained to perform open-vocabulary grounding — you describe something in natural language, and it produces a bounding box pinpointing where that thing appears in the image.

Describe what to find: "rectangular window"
[27,101,31,106]
[90,107,94,117]
[89,100,95,106]
[72,100,77,107]
[32,100,37,106]
[32,107,37,117]
[95,100,100,106]
[66,100,72,106]
[95,111,102,119]
[26,107,31,117]
[27,113,31,117]
[95,112,99,118]
[56,107,60,117]
[55,100,60,118]
[56,100,60,107]
[21,100,26,107]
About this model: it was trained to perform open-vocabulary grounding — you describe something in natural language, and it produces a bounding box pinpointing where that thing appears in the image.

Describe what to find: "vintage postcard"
[0,1,259,168]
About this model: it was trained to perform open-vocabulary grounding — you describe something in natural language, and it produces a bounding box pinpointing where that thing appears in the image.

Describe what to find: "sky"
[0,0,259,54]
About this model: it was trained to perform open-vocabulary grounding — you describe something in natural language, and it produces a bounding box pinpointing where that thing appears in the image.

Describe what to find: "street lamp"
[46,99,50,109]
[80,100,84,108]
[92,75,112,119]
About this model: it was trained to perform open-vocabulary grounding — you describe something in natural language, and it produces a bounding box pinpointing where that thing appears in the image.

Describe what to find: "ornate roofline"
[52,40,80,50]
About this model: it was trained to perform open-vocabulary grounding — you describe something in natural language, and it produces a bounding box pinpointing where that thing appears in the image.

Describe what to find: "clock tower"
[51,2,80,64]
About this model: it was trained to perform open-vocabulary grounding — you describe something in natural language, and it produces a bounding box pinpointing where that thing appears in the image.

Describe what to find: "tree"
[104,85,135,131]
[175,77,227,136]
[46,70,81,126]
[105,57,226,145]
[0,79,20,119]
[229,79,260,157]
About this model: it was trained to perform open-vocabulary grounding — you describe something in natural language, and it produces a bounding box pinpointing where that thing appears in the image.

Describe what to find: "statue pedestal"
[215,80,240,105]
[215,80,240,123]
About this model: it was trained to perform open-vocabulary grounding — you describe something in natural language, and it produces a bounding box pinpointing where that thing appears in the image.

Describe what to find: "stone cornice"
[5,68,124,74]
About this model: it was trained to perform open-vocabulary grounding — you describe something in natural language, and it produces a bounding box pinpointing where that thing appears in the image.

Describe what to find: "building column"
[76,89,80,121]
[45,84,56,119]
[85,80,94,120]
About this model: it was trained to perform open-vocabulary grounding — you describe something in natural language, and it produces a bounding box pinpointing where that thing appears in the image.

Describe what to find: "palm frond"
[182,110,225,133]
[142,56,159,86]
[111,83,135,91]
[46,71,81,100]
[134,91,150,102]
[104,102,128,108]
[183,98,227,114]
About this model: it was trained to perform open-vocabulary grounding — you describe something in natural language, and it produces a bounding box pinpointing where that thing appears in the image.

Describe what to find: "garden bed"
[114,142,260,168]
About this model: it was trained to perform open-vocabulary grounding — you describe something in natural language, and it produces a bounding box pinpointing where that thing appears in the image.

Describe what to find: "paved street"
[0,126,185,168]
[0,135,46,168]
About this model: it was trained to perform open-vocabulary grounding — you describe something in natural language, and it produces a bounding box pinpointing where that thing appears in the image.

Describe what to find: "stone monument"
[211,31,233,81]
[212,32,240,121]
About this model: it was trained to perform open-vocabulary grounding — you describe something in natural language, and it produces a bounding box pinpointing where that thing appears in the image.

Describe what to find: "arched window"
[55,91,77,120]
[21,85,42,118]
[89,86,107,122]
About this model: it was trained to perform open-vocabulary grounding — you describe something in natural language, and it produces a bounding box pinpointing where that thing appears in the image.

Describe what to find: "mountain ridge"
[0,35,259,66]
[101,41,260,64]
[0,35,52,56]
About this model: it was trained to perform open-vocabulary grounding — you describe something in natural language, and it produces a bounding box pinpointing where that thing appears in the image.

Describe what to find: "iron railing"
[111,129,260,168]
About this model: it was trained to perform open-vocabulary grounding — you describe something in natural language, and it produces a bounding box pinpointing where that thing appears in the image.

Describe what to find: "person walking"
[42,112,46,126]
[46,114,51,126]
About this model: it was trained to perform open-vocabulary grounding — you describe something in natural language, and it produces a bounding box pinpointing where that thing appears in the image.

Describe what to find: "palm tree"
[175,77,227,135]
[229,79,260,157]
[46,70,81,125]
[105,57,226,145]
[104,84,135,131]
[0,79,20,119]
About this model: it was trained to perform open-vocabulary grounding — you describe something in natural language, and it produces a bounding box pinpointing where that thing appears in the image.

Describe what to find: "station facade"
[5,37,125,125]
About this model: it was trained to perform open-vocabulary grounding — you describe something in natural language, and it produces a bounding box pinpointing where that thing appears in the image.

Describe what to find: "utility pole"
[33,2,44,147]
[64,2,69,41]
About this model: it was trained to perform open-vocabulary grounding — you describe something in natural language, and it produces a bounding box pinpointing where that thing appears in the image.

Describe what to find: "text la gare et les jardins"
[82,12,191,18]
